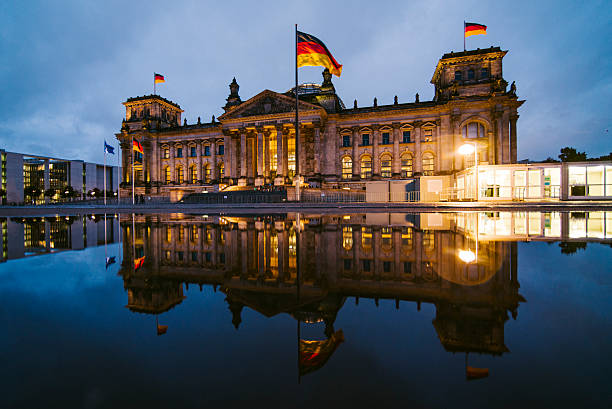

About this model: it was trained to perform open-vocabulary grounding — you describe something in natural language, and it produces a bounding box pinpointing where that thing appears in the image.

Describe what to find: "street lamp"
[459,142,478,200]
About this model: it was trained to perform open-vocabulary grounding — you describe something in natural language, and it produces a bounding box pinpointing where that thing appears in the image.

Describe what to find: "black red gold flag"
[465,22,487,37]
[297,31,342,77]
[133,139,144,154]
[299,330,344,376]
[154,73,165,83]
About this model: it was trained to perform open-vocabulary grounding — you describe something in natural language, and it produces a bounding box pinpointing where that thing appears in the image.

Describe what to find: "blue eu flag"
[104,141,115,154]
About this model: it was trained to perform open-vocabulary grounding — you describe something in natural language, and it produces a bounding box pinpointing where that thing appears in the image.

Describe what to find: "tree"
[60,186,76,199]
[558,147,587,162]
[44,188,57,198]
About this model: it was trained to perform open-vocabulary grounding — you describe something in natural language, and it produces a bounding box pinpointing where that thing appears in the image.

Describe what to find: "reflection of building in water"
[119,212,533,356]
[0,215,120,262]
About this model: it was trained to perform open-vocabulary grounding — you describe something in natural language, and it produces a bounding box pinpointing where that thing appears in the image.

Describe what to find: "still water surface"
[1,211,611,408]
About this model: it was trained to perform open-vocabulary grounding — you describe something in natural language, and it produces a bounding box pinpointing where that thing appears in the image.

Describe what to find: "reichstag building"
[117,46,523,200]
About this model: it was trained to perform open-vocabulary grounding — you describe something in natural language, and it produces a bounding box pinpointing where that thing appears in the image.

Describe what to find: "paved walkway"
[1,200,611,216]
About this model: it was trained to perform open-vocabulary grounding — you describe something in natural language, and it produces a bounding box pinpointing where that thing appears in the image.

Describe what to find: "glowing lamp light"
[458,249,476,263]
[458,143,475,155]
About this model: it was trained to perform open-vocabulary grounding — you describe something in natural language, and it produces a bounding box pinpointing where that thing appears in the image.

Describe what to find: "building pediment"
[218,90,323,121]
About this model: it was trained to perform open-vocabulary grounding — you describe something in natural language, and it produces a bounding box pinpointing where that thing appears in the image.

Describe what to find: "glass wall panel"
[606,167,612,196]
[586,212,605,238]
[514,212,527,235]
[528,170,541,198]
[496,170,512,198]
[587,166,604,196]
[569,167,586,196]
[569,213,587,238]
[544,168,561,198]
[514,170,526,200]
[528,212,541,235]
[544,212,561,237]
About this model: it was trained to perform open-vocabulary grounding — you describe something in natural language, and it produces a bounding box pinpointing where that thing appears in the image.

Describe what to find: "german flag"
[134,256,145,271]
[465,22,487,37]
[297,31,342,77]
[133,139,144,154]
[154,73,165,83]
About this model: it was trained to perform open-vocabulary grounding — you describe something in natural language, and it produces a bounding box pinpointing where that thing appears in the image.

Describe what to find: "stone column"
[495,112,503,165]
[435,123,442,172]
[211,139,217,181]
[488,130,496,165]
[276,125,284,178]
[264,129,270,179]
[510,113,518,164]
[196,142,202,183]
[223,132,232,180]
[392,123,400,177]
[151,141,159,183]
[351,126,359,179]
[313,125,321,175]
[502,111,511,164]
[170,145,176,182]
[372,125,380,178]
[282,128,289,178]
[414,122,422,174]
[240,129,247,182]
[256,127,264,185]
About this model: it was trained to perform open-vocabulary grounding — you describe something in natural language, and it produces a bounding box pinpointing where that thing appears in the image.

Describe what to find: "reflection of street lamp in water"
[458,143,478,200]
[458,213,479,266]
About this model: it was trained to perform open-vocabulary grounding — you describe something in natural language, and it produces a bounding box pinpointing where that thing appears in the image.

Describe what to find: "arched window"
[381,154,392,178]
[342,226,353,250]
[401,153,413,178]
[422,153,435,175]
[188,165,197,184]
[204,164,211,183]
[462,122,486,139]
[361,227,372,251]
[342,156,352,180]
[164,167,171,184]
[219,162,225,179]
[176,165,184,184]
[360,155,372,179]
[381,227,392,251]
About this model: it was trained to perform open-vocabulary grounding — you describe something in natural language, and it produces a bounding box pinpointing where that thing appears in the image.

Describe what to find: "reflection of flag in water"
[157,323,168,336]
[134,256,145,271]
[299,330,344,376]
[466,366,489,380]
[105,256,116,269]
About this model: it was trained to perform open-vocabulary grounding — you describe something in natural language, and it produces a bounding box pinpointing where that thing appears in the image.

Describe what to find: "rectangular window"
[382,132,390,145]
[176,148,183,158]
[204,145,210,156]
[403,261,412,274]
[587,166,605,196]
[218,145,224,155]
[162,148,170,159]
[177,251,184,261]
[362,259,371,272]
[205,252,211,262]
[362,134,370,146]
[343,258,352,271]
[342,135,351,147]
[191,251,198,262]
[190,146,197,157]
[402,131,411,143]
[569,166,586,197]
[481,67,489,78]
[383,261,391,273]
[422,128,433,142]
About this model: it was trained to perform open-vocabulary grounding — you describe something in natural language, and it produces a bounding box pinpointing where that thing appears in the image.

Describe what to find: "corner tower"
[122,95,183,131]
[431,47,509,102]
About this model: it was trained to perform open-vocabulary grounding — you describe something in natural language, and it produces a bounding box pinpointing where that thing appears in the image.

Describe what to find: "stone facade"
[117,47,524,200]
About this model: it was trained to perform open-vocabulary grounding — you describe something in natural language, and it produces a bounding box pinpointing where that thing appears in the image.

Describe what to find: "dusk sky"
[1,0,610,164]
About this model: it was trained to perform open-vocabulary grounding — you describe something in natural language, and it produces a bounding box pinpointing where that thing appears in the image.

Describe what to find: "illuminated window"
[361,227,372,251]
[342,156,352,180]
[422,230,435,251]
[162,148,170,159]
[287,136,296,176]
[177,226,184,242]
[176,165,184,184]
[381,227,392,251]
[269,137,277,172]
[219,162,224,179]
[190,225,198,242]
[204,164,211,183]
[422,153,435,176]
[360,156,372,179]
[422,128,433,142]
[401,227,413,251]
[188,165,197,183]
[165,226,172,242]
[462,122,486,139]
[342,226,353,250]
[164,167,171,184]
[165,250,171,260]
[381,154,392,178]
[401,153,413,177]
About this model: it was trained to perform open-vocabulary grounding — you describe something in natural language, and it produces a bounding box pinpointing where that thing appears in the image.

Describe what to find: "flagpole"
[117,140,120,205]
[295,24,300,202]
[463,21,466,51]
[104,143,107,206]
[131,135,135,205]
